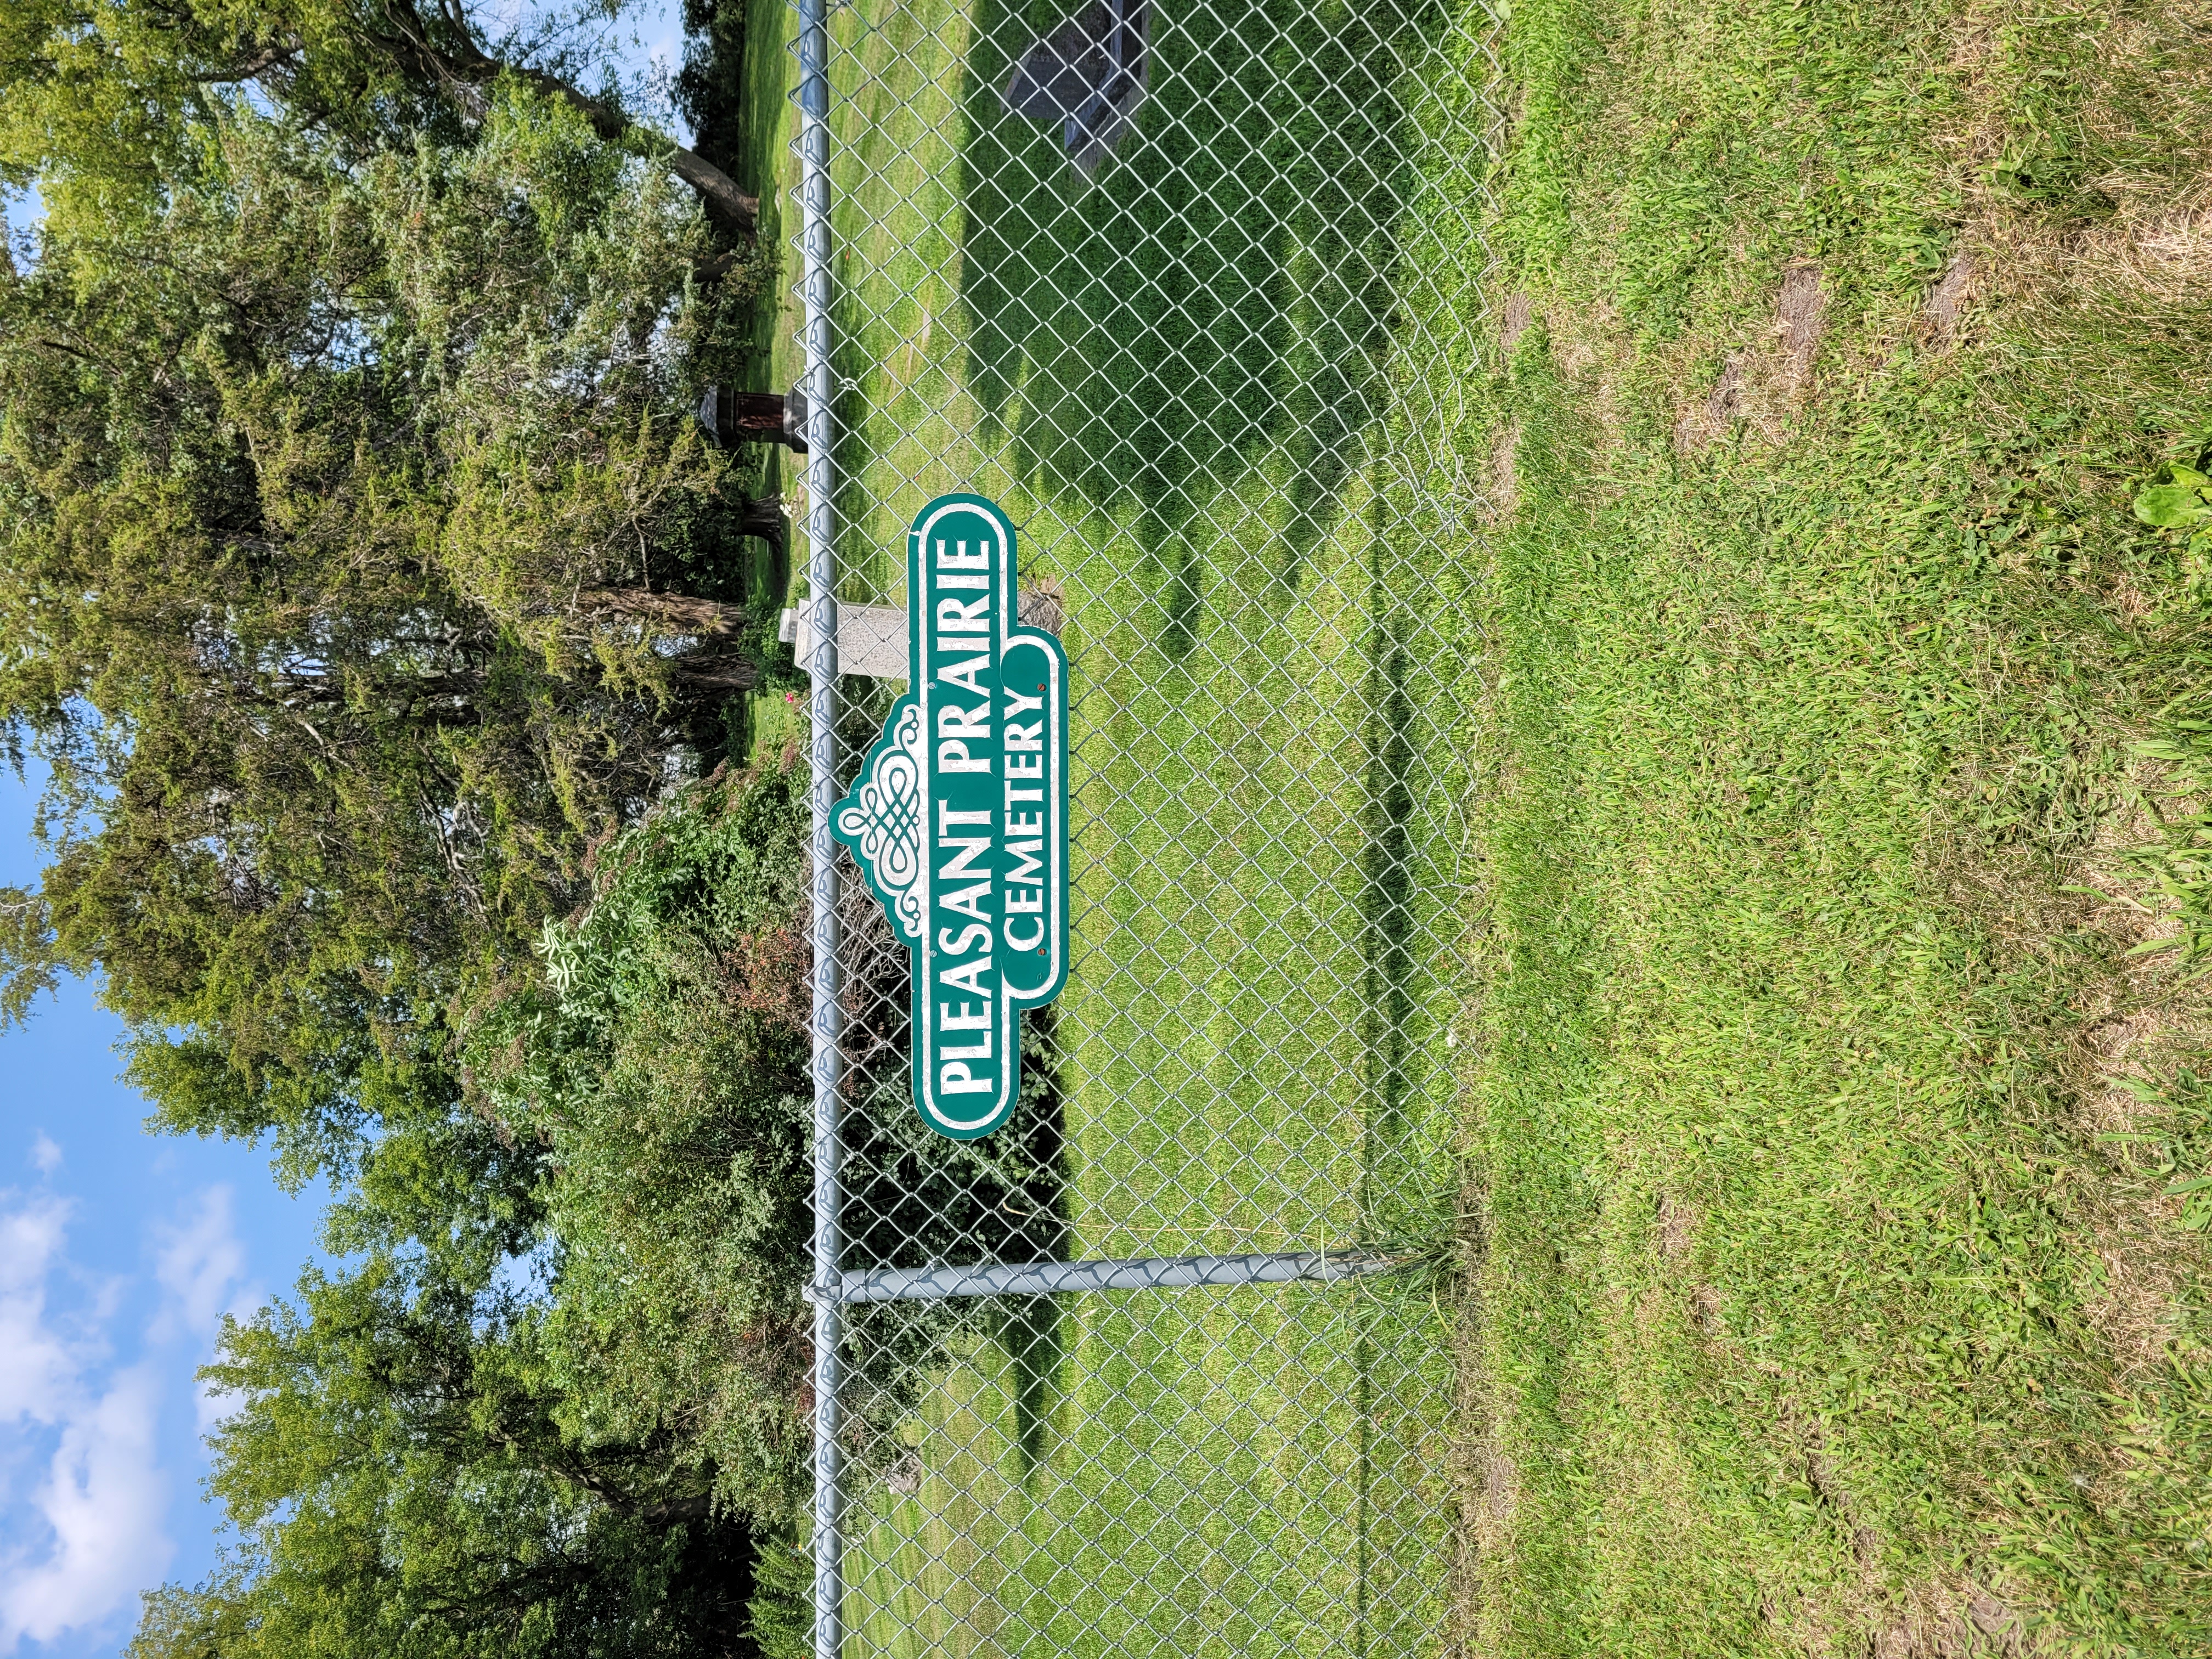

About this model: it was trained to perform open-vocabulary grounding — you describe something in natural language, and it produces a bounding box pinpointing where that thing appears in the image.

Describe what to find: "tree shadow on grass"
[952,0,1435,634]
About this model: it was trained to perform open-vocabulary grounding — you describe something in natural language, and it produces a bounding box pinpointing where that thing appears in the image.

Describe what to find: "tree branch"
[195,43,300,84]
[636,1493,714,1527]
[374,0,759,239]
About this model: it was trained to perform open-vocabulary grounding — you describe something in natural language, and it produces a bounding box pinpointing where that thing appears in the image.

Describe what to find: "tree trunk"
[735,495,788,553]
[577,590,762,692]
[578,588,747,634]
[670,650,761,692]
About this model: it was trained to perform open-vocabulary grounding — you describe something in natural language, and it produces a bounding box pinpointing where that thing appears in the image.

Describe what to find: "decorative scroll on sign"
[831,495,1070,1139]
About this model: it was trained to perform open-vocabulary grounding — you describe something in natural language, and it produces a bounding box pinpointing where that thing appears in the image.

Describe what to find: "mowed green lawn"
[763,0,1485,1652]
[1454,0,2212,1653]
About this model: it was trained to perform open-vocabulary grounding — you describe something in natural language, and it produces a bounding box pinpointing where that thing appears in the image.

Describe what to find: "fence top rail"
[818,1248,1411,1304]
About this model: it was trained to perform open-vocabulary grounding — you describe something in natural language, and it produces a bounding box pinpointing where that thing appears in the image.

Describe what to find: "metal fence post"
[797,0,843,1652]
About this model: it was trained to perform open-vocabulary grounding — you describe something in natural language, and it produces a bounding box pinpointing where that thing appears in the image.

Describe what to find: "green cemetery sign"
[831,494,1069,1139]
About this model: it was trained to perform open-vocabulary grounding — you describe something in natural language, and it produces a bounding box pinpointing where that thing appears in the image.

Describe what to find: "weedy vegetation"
[1453,0,2212,1651]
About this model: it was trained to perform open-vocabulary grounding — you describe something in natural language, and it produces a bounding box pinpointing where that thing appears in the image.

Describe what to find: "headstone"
[781,600,910,679]
[1002,0,1149,174]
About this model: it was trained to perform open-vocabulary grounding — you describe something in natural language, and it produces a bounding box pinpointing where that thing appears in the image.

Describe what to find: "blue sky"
[0,3,689,1649]
[0,768,327,1658]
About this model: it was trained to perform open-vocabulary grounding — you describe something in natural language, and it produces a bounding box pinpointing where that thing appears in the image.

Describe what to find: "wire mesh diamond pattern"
[790,0,1504,1650]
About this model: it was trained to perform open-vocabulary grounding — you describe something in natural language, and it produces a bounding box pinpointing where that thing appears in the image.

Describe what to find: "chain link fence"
[790,0,1504,1650]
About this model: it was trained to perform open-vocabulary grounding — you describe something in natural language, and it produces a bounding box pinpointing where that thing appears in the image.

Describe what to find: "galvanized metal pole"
[832,1249,1407,1304]
[795,0,843,1654]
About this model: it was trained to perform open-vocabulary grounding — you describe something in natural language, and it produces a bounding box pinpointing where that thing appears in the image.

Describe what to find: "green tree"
[461,759,1071,1510]
[0,82,780,1195]
[128,1250,795,1659]
[0,13,828,1642]
[462,759,816,1513]
[122,764,825,1659]
[0,0,763,242]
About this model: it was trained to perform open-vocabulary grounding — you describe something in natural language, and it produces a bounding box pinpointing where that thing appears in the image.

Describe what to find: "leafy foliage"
[128,1251,787,1659]
[466,759,817,1515]
[0,81,777,1193]
[0,1,817,1649]
[2134,458,2212,595]
[115,761,826,1659]
[0,0,769,238]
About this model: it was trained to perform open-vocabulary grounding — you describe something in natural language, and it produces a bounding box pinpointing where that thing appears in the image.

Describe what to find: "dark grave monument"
[1001,0,1149,174]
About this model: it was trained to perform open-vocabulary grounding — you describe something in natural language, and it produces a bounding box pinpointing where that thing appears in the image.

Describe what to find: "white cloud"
[0,1365,170,1652]
[0,1194,173,1656]
[0,1195,67,1293]
[0,1195,80,1425]
[26,1137,59,1177]
[151,1187,251,1342]
[149,1187,262,1434]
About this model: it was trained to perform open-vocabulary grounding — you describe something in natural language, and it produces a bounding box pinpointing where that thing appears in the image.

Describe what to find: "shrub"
[466,758,816,1514]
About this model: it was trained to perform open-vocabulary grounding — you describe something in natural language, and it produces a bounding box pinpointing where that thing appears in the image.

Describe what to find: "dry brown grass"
[1498,291,1534,358]
[1537,294,1638,464]
[1485,419,1520,524]
[1671,262,1828,452]
[1922,251,1976,343]
[1931,1,2212,424]
[1451,1321,1521,1658]
[1865,1582,2067,1658]
[1771,263,1825,405]
[1672,349,1744,454]
[2081,195,2212,310]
